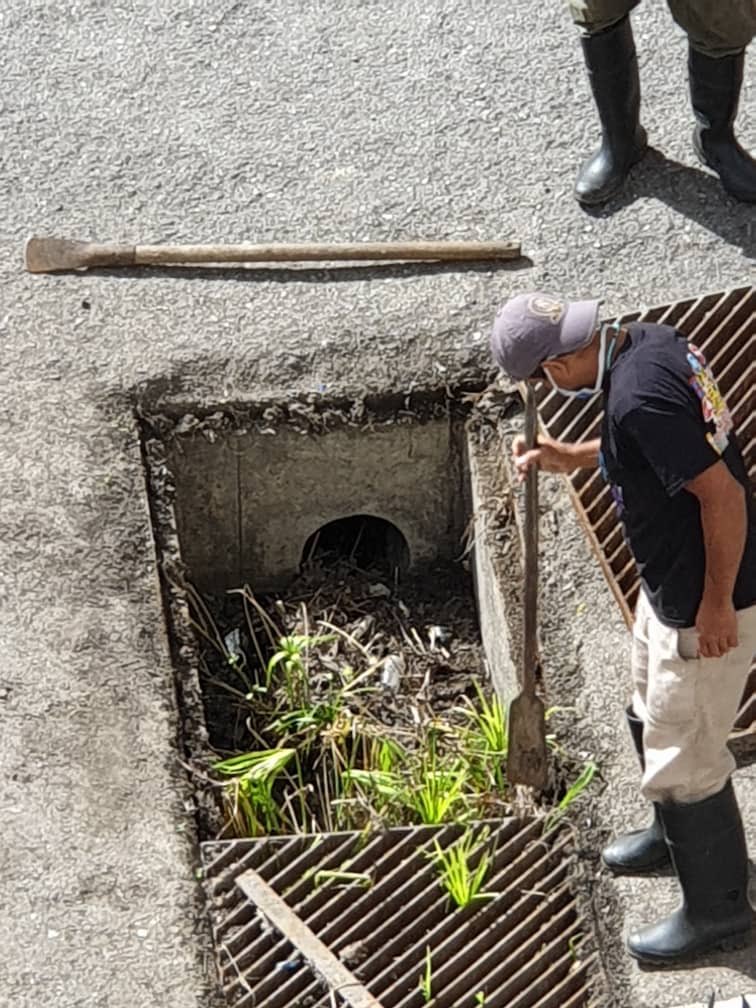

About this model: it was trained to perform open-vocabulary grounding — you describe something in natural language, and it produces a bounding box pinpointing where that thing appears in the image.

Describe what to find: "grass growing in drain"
[457,682,509,794]
[212,748,297,835]
[343,727,471,825]
[419,947,433,1004]
[266,633,336,701]
[543,759,598,835]
[429,826,497,909]
[185,580,597,839]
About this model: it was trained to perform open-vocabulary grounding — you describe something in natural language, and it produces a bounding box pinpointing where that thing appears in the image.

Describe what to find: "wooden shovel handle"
[24,236,521,272]
[134,239,521,265]
[522,385,539,695]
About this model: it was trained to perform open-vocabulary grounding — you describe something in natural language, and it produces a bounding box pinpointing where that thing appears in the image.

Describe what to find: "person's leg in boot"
[602,591,671,874]
[627,603,756,964]
[567,0,647,204]
[602,707,670,873]
[629,780,752,963]
[667,0,756,202]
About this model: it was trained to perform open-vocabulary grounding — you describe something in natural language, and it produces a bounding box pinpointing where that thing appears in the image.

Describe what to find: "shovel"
[507,384,548,790]
[24,236,521,273]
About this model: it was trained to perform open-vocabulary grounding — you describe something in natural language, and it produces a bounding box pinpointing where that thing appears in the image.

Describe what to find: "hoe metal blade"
[25,237,134,273]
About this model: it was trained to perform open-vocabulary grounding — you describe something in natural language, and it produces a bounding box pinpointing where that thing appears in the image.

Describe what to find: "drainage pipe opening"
[301,514,411,580]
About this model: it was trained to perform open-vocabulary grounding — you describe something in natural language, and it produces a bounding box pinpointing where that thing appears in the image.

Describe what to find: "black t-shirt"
[599,321,756,628]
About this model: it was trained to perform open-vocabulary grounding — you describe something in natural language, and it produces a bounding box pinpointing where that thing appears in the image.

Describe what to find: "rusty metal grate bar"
[535,286,755,735]
[201,819,595,1007]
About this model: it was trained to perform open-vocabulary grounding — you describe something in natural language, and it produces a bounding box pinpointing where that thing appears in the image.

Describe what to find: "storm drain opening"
[201,818,596,1008]
[140,392,599,1007]
[535,284,755,747]
[301,515,411,581]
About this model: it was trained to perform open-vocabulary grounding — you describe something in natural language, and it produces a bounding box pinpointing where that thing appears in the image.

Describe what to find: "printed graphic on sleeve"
[599,449,625,516]
[686,344,733,455]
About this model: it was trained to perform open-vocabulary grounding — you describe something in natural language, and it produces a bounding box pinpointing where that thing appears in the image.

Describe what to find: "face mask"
[544,322,619,399]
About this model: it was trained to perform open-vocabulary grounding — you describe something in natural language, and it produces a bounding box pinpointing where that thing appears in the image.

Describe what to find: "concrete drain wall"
[168,416,469,594]
[154,402,525,703]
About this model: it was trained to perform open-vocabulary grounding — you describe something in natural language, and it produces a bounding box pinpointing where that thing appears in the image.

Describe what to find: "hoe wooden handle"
[25,236,521,273]
[522,384,539,695]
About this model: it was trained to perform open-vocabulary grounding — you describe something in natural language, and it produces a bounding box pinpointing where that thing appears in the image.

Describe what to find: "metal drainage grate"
[201,818,595,1008]
[534,285,755,734]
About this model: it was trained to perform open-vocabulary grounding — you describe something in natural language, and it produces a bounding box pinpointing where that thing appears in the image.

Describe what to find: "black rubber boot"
[628,780,754,965]
[690,47,756,203]
[575,16,648,205]
[602,707,671,875]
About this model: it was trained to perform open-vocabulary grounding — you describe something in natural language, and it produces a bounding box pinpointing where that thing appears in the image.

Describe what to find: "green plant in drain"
[429,826,497,910]
[265,633,336,701]
[186,584,362,833]
[543,758,598,835]
[195,582,598,838]
[455,680,508,795]
[241,596,382,831]
[343,727,469,826]
[418,946,433,1004]
[212,748,297,836]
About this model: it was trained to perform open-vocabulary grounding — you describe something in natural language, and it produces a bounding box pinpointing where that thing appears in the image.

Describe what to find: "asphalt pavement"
[0,2,753,1006]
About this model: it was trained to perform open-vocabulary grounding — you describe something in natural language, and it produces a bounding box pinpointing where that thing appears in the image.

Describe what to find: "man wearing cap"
[568,1,756,204]
[490,292,756,965]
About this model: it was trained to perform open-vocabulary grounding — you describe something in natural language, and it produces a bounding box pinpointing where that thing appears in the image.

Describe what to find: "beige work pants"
[631,589,756,804]
[567,0,756,56]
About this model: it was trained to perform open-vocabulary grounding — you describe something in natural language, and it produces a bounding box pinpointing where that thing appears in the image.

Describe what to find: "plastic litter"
[380,654,405,691]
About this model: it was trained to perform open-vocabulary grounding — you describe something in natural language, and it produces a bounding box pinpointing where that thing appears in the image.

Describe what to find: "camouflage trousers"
[567,0,755,56]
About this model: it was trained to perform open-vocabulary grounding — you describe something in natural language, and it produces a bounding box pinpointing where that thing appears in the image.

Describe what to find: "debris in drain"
[274,955,302,973]
[188,560,508,837]
[184,557,596,841]
[223,628,242,664]
[379,653,404,691]
[338,940,370,969]
[428,624,453,653]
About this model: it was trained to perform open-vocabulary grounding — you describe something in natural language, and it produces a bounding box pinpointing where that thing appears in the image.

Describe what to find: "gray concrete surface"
[1,1,753,1006]
[675,998,756,1007]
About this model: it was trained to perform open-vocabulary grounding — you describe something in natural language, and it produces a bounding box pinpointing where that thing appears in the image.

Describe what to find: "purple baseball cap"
[490,292,601,380]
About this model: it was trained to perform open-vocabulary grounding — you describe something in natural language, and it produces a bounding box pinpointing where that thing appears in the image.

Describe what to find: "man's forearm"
[514,435,601,477]
[565,438,600,470]
[699,486,747,605]
[685,461,746,655]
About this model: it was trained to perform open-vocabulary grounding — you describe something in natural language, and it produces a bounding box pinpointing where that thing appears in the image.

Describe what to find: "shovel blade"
[24,237,135,273]
[25,237,93,273]
[507,692,548,790]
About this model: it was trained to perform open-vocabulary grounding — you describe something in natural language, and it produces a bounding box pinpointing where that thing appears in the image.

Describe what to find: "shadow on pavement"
[86,255,535,285]
[636,943,756,978]
[583,147,755,258]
